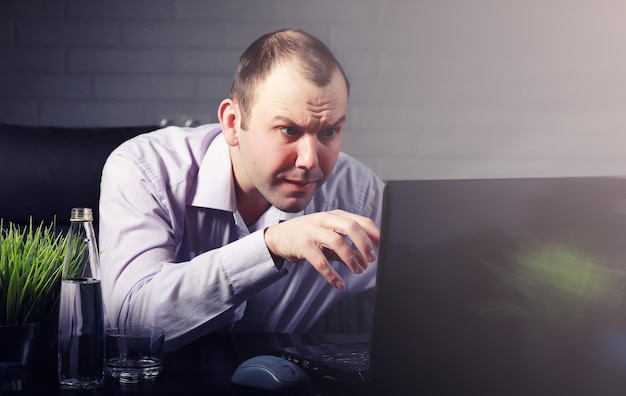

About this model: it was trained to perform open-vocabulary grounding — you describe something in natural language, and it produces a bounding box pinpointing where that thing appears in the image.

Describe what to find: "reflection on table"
[21,332,366,396]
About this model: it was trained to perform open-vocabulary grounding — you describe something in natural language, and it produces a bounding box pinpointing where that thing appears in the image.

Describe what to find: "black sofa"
[0,123,158,231]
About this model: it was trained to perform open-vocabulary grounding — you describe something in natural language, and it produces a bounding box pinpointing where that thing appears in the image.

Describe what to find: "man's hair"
[231,28,350,130]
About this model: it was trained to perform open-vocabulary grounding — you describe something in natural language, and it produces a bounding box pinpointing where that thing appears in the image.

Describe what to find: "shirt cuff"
[221,229,287,296]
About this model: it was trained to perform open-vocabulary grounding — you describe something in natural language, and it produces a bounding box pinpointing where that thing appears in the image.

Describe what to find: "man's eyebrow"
[271,115,347,128]
[328,115,346,128]
[271,115,297,125]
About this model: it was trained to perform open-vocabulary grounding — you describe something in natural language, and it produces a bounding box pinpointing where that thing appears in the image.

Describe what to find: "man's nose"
[295,135,319,169]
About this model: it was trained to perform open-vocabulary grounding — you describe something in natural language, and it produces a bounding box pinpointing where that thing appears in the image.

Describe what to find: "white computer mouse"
[231,354,310,391]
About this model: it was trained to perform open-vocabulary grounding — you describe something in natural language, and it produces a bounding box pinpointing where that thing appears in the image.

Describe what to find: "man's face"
[232,62,348,214]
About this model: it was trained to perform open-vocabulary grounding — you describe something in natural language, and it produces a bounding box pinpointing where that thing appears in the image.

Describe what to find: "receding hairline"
[231,28,350,128]
[248,57,348,106]
[243,28,350,90]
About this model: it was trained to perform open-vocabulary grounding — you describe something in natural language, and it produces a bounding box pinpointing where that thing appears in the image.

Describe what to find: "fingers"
[307,247,346,289]
[322,210,379,267]
[327,210,380,244]
[319,233,367,275]
[263,209,380,290]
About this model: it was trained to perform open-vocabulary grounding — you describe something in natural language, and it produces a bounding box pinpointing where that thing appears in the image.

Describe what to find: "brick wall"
[2,0,626,180]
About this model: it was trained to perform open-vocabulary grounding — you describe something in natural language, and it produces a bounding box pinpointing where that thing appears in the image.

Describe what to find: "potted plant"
[0,218,69,381]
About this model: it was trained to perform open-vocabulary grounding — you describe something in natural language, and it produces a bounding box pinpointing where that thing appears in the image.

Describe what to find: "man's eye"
[320,128,339,139]
[279,127,298,136]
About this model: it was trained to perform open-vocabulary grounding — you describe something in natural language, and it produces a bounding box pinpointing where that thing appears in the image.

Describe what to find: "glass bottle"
[57,208,105,389]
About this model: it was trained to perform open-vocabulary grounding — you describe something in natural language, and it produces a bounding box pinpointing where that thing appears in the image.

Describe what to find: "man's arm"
[99,153,286,351]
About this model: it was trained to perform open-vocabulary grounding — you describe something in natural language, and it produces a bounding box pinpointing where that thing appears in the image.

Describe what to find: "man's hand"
[263,210,380,289]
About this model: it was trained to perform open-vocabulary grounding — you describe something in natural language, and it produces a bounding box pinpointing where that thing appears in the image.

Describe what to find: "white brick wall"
[2,0,626,180]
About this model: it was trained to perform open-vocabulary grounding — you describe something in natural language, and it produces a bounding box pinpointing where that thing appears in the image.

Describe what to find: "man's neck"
[228,146,271,226]
[238,197,270,227]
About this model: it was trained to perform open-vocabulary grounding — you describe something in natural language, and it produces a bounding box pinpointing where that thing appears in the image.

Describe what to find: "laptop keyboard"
[318,350,370,368]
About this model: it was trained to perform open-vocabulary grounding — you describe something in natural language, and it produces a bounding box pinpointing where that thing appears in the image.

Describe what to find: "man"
[99,28,384,351]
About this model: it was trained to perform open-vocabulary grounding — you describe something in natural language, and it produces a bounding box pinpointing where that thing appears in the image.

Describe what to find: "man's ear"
[218,98,240,146]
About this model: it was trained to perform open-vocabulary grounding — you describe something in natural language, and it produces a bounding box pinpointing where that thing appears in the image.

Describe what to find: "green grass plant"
[0,219,77,325]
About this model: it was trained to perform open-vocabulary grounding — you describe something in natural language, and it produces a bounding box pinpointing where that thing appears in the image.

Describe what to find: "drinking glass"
[104,326,165,383]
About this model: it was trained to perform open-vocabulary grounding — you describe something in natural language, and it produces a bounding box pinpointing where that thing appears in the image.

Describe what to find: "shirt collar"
[190,132,308,221]
[191,132,236,212]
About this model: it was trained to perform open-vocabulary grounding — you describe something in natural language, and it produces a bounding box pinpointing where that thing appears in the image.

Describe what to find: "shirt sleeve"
[98,152,287,351]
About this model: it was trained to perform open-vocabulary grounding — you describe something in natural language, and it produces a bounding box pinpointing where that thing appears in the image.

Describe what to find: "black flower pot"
[0,321,40,387]
[0,322,40,365]
[0,318,60,387]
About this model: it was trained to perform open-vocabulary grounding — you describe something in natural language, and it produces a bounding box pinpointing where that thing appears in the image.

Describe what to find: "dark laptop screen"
[371,178,626,395]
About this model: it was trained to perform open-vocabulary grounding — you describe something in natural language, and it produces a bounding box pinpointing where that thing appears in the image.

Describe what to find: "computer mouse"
[231,354,310,391]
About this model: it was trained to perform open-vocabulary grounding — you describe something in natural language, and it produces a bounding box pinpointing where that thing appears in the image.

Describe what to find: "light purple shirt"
[99,124,384,351]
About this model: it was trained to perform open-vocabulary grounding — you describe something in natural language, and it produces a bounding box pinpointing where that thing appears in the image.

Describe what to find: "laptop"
[277,177,626,395]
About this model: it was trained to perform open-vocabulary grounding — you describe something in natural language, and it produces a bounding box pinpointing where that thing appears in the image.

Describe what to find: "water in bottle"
[58,208,105,389]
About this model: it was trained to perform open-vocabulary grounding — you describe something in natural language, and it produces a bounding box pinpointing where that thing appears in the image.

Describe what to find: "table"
[19,332,368,396]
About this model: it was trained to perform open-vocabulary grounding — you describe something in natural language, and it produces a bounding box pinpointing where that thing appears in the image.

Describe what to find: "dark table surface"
[16,332,368,396]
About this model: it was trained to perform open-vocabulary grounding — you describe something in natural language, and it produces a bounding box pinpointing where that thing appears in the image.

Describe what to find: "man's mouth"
[283,178,318,191]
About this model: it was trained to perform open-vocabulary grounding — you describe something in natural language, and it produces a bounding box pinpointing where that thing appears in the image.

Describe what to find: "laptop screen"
[371,177,626,395]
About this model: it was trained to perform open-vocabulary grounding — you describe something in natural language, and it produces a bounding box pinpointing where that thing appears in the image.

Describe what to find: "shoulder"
[104,124,222,178]
[332,152,379,182]
[112,124,222,162]
[313,152,384,215]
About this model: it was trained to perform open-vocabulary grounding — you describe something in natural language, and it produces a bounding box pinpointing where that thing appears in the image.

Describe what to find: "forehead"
[249,62,348,122]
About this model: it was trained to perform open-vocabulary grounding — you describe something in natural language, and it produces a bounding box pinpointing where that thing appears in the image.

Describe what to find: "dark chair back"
[0,123,157,231]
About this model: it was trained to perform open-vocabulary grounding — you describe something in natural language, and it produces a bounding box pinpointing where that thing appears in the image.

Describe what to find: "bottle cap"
[70,207,93,221]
